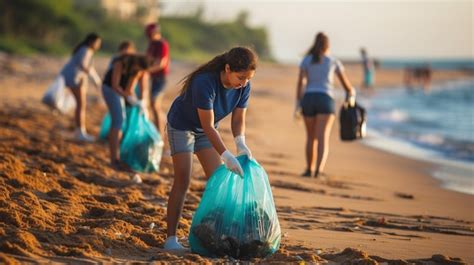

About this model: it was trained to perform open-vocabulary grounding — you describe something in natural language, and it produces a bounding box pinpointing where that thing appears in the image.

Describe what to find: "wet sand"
[0,53,473,264]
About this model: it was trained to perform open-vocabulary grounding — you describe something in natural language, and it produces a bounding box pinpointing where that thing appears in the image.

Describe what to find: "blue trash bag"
[189,155,281,259]
[98,111,130,140]
[119,106,163,172]
[98,112,112,140]
[99,84,140,140]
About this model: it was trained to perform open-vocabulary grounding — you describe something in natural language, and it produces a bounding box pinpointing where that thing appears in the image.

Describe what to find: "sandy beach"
[0,53,473,264]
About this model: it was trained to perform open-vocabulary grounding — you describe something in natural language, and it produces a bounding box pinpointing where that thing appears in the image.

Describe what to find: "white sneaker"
[75,130,96,143]
[163,236,185,250]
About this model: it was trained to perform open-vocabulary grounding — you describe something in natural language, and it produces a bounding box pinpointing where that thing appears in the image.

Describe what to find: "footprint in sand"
[268,152,290,159]
[271,180,326,194]
[257,159,280,166]
[278,205,474,240]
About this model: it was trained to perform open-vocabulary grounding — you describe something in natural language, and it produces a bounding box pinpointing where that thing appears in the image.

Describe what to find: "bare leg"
[70,80,87,132]
[303,116,317,173]
[195,147,222,179]
[315,114,335,175]
[151,94,166,136]
[108,128,122,163]
[167,152,193,237]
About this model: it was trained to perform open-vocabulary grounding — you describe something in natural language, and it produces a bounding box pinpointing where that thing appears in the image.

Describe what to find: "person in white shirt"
[295,32,356,178]
[60,33,102,142]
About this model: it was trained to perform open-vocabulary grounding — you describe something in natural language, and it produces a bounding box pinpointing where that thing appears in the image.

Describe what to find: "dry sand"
[0,53,473,264]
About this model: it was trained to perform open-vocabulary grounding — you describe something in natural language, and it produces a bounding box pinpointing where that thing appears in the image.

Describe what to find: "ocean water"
[380,59,474,70]
[359,79,474,194]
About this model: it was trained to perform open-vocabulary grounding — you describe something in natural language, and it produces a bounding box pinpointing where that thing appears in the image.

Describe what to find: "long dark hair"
[122,54,152,77]
[306,32,329,64]
[179,47,258,95]
[72,33,100,55]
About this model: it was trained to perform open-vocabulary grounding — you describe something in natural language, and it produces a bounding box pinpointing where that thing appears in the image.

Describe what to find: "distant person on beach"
[360,47,375,89]
[404,64,432,93]
[296,32,356,178]
[145,23,170,137]
[164,47,256,251]
[102,48,151,171]
[60,33,102,142]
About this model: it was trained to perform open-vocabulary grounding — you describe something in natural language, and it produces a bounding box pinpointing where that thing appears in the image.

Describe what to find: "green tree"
[0,2,274,61]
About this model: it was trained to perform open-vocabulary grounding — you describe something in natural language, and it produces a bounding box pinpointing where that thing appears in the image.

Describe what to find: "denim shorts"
[301,92,336,116]
[64,74,87,90]
[167,124,213,155]
[102,84,126,129]
[151,76,166,101]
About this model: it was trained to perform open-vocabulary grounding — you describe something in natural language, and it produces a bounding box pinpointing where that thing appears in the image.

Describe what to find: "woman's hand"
[197,108,244,175]
[346,91,356,107]
[294,99,302,119]
[234,135,252,159]
[126,95,139,105]
[221,150,244,176]
[89,68,101,88]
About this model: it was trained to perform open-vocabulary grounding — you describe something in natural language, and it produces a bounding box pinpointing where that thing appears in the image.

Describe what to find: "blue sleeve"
[299,56,309,71]
[191,75,215,110]
[237,82,251,108]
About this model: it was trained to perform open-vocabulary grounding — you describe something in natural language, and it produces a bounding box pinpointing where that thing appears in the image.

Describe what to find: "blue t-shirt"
[168,72,251,132]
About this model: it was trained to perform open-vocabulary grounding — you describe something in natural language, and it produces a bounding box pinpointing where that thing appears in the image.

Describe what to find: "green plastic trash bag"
[119,106,163,172]
[99,86,139,140]
[99,112,112,140]
[189,155,281,259]
[98,111,129,140]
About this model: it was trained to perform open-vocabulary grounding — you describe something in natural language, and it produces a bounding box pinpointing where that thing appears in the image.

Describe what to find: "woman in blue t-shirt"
[296,32,356,178]
[164,47,256,250]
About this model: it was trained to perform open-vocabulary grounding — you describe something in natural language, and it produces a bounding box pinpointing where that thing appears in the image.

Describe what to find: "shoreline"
[363,129,474,195]
[358,78,474,195]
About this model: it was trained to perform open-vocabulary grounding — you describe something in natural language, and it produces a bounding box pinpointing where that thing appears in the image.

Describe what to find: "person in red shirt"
[145,23,170,136]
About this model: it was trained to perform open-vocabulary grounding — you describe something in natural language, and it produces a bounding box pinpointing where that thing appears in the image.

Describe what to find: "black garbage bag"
[340,102,367,141]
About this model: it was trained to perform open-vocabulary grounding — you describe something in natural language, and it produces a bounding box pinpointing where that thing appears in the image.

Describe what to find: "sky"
[161,0,473,63]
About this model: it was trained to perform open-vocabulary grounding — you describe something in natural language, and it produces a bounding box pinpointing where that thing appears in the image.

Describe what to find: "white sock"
[163,236,184,250]
[75,128,87,135]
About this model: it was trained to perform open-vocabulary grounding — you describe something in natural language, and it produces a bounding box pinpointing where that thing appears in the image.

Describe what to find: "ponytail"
[306,32,329,64]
